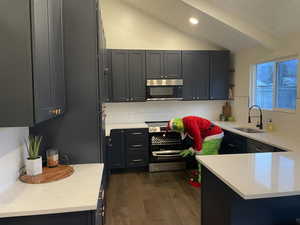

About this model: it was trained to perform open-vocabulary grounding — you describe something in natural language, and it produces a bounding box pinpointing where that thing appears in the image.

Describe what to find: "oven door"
[149,132,184,162]
[146,79,183,101]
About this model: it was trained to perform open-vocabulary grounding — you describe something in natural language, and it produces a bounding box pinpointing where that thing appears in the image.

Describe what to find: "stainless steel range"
[146,121,186,172]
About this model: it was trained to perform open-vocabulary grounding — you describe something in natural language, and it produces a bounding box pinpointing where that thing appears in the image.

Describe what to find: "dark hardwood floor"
[105,171,200,225]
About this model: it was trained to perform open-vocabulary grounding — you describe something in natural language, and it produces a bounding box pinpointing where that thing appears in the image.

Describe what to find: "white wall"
[105,101,225,124]
[0,128,27,193]
[102,0,226,124]
[101,0,221,50]
[232,33,300,133]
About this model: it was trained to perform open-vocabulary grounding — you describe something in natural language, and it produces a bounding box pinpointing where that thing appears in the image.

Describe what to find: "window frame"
[250,57,299,113]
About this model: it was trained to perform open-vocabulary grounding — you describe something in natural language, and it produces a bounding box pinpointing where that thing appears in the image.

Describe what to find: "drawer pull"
[131,144,143,148]
[131,132,143,135]
[132,159,143,162]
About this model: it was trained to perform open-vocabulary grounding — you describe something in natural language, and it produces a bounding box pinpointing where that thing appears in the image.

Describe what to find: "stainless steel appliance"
[146,121,186,172]
[146,79,183,101]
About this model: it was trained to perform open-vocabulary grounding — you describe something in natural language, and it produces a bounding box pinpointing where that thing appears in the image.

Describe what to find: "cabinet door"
[111,50,129,102]
[103,49,112,102]
[182,51,210,100]
[109,130,125,169]
[210,51,230,100]
[163,51,182,79]
[128,50,146,102]
[48,0,66,112]
[32,0,53,123]
[146,50,164,79]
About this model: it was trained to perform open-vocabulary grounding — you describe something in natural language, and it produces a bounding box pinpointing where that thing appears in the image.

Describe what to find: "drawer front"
[127,152,148,168]
[125,129,148,147]
[128,146,147,153]
[126,129,148,148]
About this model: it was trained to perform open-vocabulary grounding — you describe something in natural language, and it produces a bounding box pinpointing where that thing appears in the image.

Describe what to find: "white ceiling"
[120,0,300,52]
[202,0,300,37]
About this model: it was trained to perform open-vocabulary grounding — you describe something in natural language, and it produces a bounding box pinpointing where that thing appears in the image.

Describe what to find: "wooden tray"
[20,165,74,184]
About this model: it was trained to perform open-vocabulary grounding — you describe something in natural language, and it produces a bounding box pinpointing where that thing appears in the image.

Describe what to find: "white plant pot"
[25,157,43,176]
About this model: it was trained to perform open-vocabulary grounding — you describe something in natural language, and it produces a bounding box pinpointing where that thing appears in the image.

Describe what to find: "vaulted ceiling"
[120,0,300,52]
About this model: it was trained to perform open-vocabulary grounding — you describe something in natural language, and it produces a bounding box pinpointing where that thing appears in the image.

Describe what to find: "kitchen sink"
[234,127,265,133]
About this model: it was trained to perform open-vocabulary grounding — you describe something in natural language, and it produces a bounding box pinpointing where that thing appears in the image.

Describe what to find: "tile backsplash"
[105,101,226,124]
[0,127,27,193]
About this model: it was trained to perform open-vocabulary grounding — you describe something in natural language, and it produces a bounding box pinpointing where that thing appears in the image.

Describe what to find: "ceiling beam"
[182,0,280,50]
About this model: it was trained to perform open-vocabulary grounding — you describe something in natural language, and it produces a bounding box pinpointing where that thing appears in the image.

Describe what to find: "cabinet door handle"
[132,159,143,162]
[228,144,236,148]
[131,144,143,148]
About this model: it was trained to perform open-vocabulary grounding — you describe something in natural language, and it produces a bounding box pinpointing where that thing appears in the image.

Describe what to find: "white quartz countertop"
[0,163,103,218]
[197,152,300,199]
[214,121,299,152]
[105,122,148,136]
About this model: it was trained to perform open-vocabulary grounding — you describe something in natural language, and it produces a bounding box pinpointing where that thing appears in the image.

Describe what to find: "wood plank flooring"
[105,171,200,225]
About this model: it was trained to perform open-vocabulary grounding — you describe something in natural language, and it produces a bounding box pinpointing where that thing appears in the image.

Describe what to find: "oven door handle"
[152,150,182,157]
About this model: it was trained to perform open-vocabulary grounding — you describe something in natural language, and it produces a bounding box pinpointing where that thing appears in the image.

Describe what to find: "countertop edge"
[0,205,97,219]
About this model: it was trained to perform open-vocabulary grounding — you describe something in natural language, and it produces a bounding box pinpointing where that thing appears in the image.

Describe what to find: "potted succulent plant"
[25,136,43,176]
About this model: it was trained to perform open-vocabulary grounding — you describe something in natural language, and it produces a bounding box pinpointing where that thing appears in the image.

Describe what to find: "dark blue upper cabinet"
[111,50,146,102]
[210,51,230,100]
[182,51,210,100]
[146,50,164,79]
[163,51,182,79]
[0,0,65,127]
[146,50,182,79]
[128,50,146,102]
[111,50,129,102]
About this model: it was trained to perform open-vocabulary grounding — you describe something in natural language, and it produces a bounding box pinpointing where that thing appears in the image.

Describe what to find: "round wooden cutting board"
[20,165,74,184]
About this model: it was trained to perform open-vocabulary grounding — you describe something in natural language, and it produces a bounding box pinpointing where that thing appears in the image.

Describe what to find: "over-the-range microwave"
[146,79,183,101]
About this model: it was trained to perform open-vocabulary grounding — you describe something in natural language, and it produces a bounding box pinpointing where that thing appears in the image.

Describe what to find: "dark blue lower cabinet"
[220,131,247,154]
[108,128,149,170]
[0,211,98,225]
[220,130,285,154]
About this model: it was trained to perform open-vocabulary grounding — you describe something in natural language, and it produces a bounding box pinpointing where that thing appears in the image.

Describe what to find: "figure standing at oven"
[167,116,224,187]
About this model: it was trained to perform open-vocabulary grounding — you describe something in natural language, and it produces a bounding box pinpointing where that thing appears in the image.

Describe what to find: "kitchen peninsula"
[198,152,300,225]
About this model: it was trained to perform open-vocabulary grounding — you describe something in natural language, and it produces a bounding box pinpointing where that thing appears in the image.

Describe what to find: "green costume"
[168,117,223,183]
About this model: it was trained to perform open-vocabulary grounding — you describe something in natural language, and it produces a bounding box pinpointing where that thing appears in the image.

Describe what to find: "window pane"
[255,62,275,110]
[276,59,298,110]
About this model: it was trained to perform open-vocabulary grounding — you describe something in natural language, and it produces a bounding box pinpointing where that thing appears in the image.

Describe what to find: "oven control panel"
[149,127,161,133]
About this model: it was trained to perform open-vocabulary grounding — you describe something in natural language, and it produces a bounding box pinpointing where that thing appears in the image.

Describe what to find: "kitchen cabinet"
[247,139,276,153]
[111,50,146,102]
[0,192,105,225]
[182,51,210,100]
[210,51,230,100]
[182,50,230,101]
[111,50,129,102]
[108,129,126,169]
[0,0,65,126]
[125,129,149,168]
[220,130,286,154]
[220,130,247,154]
[128,51,146,101]
[146,50,182,79]
[108,128,149,170]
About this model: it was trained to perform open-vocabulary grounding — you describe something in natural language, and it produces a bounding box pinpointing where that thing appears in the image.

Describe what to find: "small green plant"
[25,136,43,160]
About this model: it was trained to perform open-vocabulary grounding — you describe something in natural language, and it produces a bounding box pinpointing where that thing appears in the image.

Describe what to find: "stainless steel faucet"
[248,105,263,130]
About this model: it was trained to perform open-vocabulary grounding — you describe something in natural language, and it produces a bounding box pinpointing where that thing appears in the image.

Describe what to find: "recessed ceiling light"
[189,17,199,25]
